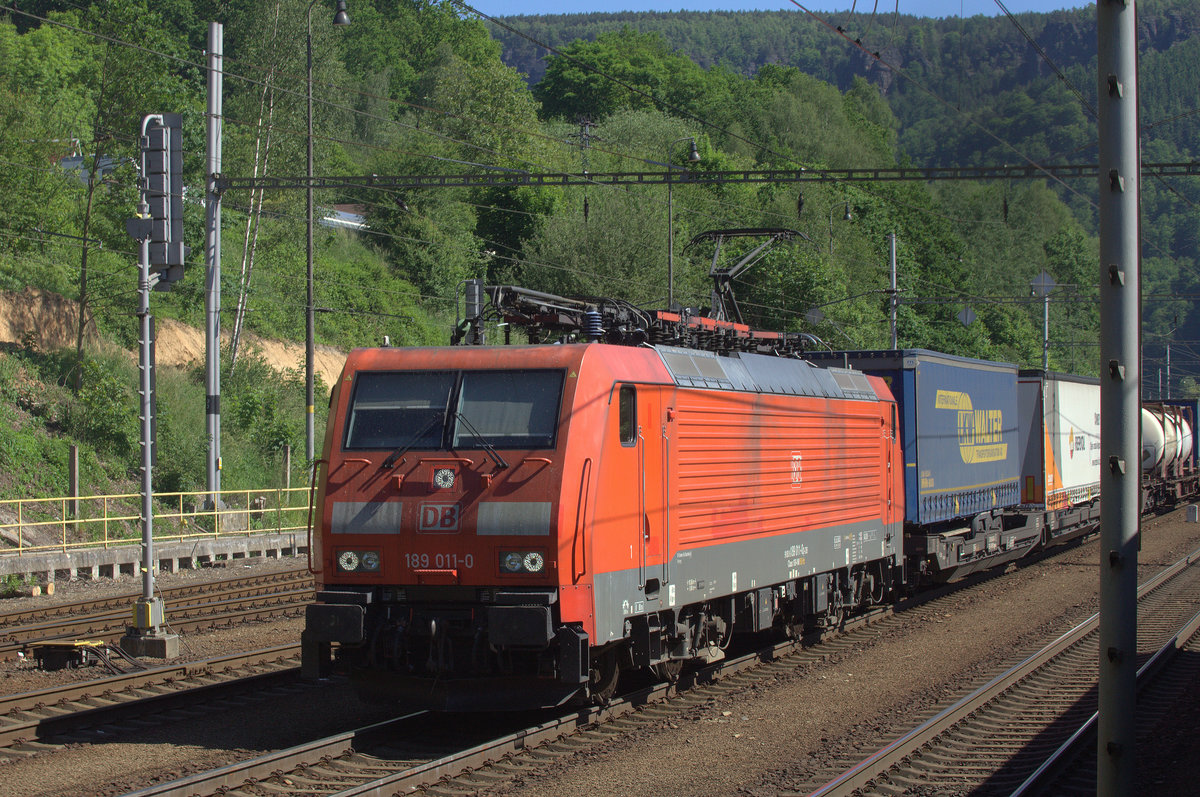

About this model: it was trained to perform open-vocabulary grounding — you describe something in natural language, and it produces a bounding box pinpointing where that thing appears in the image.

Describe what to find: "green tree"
[535,28,705,120]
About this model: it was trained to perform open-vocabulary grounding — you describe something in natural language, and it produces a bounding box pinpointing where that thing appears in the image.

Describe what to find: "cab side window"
[619,385,636,446]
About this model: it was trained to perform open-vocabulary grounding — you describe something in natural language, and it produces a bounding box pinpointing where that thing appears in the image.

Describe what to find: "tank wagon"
[303,342,903,709]
[1142,400,1200,509]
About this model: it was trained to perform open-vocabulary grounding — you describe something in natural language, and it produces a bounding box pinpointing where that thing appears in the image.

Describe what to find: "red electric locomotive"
[302,334,904,710]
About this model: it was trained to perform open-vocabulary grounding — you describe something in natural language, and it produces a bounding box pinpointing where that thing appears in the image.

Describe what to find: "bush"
[65,355,139,462]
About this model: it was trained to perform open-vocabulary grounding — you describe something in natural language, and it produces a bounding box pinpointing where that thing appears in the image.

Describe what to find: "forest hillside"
[487,1,1200,381]
[0,0,1190,502]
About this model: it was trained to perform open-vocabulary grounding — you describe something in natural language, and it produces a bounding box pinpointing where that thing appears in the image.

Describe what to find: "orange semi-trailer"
[302,343,903,710]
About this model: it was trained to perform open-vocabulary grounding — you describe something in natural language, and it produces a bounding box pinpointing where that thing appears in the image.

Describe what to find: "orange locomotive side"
[303,343,903,710]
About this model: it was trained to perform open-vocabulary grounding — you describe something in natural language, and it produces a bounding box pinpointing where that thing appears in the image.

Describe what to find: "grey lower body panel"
[593,518,901,643]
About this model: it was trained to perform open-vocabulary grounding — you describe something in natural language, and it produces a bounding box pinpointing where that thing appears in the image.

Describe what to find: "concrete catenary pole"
[205,22,223,514]
[1097,0,1141,794]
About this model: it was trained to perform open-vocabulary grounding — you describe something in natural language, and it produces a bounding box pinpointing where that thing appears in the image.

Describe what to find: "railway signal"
[141,112,187,290]
[121,113,182,660]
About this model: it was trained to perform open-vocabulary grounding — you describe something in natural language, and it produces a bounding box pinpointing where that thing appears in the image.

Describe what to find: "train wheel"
[589,651,620,706]
[652,659,683,684]
[827,592,846,630]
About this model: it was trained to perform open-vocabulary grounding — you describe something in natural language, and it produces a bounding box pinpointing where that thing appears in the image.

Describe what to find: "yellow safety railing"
[0,488,312,556]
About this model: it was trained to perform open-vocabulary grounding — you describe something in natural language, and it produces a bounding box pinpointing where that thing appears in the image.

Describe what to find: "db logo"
[419,503,460,533]
[791,452,803,487]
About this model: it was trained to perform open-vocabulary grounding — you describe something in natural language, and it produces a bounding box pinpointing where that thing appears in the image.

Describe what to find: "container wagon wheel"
[652,659,683,684]
[589,650,620,706]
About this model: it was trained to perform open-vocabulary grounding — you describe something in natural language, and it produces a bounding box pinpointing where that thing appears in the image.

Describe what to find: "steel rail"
[0,644,301,750]
[0,643,299,717]
[120,711,429,797]
[804,543,1200,797]
[107,532,1105,797]
[120,608,892,797]
[1,587,312,658]
[1009,604,1200,796]
[0,567,310,626]
[5,585,313,637]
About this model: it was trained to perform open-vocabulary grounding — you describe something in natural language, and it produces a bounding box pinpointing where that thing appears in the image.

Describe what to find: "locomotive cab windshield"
[344,368,565,453]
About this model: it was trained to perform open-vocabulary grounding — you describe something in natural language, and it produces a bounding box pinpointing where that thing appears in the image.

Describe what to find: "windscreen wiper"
[454,412,510,470]
[380,413,444,470]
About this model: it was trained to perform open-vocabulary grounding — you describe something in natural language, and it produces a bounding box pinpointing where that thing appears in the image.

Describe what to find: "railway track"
[0,530,1101,794]
[110,536,1177,797]
[1016,605,1200,796]
[0,567,313,658]
[789,544,1200,796]
[119,597,993,797]
[0,644,303,756]
[0,567,311,626]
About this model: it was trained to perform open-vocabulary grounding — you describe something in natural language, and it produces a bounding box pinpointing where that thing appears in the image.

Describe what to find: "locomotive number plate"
[405,552,475,569]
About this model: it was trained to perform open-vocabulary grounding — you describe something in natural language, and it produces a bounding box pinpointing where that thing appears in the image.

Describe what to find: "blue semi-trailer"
[806,349,1038,581]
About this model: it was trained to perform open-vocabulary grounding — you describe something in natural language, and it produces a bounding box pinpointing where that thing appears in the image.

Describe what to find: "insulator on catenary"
[583,308,603,342]
[464,279,485,322]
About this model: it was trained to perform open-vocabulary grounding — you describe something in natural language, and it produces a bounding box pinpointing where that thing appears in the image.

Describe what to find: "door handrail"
[307,459,327,575]
[573,458,592,582]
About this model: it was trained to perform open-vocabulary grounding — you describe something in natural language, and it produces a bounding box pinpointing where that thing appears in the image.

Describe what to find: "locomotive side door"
[639,387,667,598]
[885,404,895,521]
[619,383,667,599]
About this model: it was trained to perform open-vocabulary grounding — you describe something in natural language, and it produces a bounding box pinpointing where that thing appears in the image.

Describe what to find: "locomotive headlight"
[433,468,455,489]
[500,550,547,574]
[336,549,381,573]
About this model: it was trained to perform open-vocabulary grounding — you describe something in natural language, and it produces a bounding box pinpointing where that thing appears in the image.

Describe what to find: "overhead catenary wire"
[0,8,1024,351]
[992,0,1098,121]
[792,0,1192,268]
[4,0,1165,258]
[790,0,1096,213]
[11,0,1190,346]
[223,195,678,300]
[990,0,1196,213]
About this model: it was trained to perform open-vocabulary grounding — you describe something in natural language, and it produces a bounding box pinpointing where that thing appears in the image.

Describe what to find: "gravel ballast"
[0,556,308,696]
[479,510,1200,797]
[3,514,1200,796]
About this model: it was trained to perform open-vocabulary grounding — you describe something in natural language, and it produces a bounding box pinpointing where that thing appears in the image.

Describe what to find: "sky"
[474,0,1093,20]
